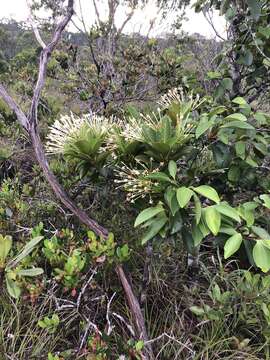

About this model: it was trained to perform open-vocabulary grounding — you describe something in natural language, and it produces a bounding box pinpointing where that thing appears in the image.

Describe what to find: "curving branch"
[26,0,46,49]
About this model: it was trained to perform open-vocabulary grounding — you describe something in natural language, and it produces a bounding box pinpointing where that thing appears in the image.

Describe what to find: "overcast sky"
[1,0,226,38]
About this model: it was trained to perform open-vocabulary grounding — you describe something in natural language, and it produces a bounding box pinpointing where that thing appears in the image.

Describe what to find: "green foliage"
[0,234,43,299]
[38,314,60,334]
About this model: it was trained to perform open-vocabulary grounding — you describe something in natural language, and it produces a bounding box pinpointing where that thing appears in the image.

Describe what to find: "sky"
[1,0,226,39]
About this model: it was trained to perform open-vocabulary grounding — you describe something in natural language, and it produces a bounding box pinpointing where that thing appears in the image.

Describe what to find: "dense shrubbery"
[1,0,270,359]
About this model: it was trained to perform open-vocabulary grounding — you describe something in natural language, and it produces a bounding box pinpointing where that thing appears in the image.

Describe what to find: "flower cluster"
[46,113,114,155]
[114,162,163,203]
[158,87,205,112]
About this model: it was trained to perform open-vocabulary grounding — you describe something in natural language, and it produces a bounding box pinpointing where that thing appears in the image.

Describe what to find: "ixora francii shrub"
[46,88,270,272]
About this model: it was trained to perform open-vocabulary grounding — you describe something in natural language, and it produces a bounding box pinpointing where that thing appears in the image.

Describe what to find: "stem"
[116,264,154,360]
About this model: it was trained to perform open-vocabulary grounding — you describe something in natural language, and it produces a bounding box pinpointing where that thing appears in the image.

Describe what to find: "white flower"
[158,87,205,112]
[46,113,115,154]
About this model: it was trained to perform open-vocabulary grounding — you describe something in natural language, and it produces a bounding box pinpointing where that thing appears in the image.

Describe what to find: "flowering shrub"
[46,88,270,271]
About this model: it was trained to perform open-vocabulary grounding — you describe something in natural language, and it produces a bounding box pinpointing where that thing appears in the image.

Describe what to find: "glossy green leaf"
[146,172,173,183]
[192,225,204,246]
[221,121,254,130]
[134,205,164,227]
[204,207,221,236]
[196,116,214,139]
[141,215,168,244]
[235,141,246,160]
[260,194,270,209]
[193,185,220,204]
[164,188,178,216]
[215,203,241,222]
[177,187,194,208]
[190,306,205,316]
[168,160,177,179]
[251,226,270,240]
[221,78,233,90]
[232,97,247,105]
[224,233,243,259]
[253,241,270,272]
[225,113,247,122]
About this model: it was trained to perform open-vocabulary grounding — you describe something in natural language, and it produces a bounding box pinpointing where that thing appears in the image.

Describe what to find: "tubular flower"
[46,113,114,154]
[158,87,205,111]
[114,162,163,203]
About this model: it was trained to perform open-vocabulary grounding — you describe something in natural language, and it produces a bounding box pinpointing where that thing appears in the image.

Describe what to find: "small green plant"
[0,234,44,299]
[38,314,60,334]
[54,249,86,289]
[47,354,60,360]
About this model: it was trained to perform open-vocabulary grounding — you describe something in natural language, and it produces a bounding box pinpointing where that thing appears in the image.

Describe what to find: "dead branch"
[26,0,46,49]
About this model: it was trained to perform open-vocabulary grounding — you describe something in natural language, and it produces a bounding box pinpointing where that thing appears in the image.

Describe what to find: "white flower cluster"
[158,87,204,111]
[114,162,161,203]
[46,113,114,154]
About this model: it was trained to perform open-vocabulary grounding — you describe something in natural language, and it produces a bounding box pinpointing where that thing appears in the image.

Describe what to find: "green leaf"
[228,165,240,182]
[253,241,270,272]
[219,227,237,236]
[134,205,164,227]
[240,50,253,66]
[208,106,227,117]
[247,0,261,20]
[192,225,204,246]
[196,116,214,139]
[135,340,144,351]
[258,26,270,39]
[199,221,210,237]
[221,121,254,130]
[225,113,247,122]
[5,274,21,299]
[193,185,220,204]
[215,203,241,222]
[0,235,12,263]
[190,306,205,316]
[224,233,243,259]
[232,97,247,105]
[177,187,194,208]
[207,71,222,79]
[141,215,168,244]
[8,236,44,268]
[260,194,270,209]
[170,212,183,234]
[168,160,177,180]
[146,172,173,183]
[221,78,233,90]
[164,188,178,216]
[204,207,221,236]
[235,141,246,160]
[17,268,44,277]
[251,226,270,240]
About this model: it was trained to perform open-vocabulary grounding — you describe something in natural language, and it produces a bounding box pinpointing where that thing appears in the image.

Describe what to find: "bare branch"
[203,9,226,42]
[26,0,46,49]
[29,0,74,127]
[0,84,28,130]
[117,9,135,37]
[92,0,102,26]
